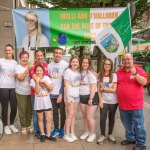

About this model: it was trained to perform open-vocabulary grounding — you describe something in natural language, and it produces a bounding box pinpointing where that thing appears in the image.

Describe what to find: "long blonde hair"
[25,11,42,47]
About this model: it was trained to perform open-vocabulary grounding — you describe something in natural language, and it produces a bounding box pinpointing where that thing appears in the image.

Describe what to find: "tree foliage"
[26,0,150,27]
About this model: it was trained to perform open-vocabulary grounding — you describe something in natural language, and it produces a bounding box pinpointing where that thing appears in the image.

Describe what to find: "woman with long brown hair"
[0,44,18,135]
[79,55,98,143]
[97,58,118,145]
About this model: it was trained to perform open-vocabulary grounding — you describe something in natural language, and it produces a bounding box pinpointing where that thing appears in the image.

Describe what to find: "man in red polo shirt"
[30,50,48,139]
[117,53,148,150]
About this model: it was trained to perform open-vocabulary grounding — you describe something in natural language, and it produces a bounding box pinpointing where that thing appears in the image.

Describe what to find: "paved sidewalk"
[0,90,150,150]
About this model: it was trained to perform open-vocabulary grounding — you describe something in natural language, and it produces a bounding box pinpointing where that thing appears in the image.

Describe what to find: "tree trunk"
[96,46,103,73]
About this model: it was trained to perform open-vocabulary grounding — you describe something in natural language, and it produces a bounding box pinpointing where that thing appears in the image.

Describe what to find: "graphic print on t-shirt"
[80,72,88,85]
[52,67,63,79]
[37,86,48,97]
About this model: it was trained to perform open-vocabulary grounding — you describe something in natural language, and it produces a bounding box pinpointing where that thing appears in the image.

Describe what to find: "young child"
[63,55,81,142]
[30,64,56,142]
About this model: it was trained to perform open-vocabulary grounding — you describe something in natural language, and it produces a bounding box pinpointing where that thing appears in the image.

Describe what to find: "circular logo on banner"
[58,33,67,45]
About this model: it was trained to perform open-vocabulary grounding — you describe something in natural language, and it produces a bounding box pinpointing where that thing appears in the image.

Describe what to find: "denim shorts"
[64,96,80,103]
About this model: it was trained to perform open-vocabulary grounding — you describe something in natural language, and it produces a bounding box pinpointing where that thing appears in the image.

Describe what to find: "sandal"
[21,128,27,135]
[27,126,34,133]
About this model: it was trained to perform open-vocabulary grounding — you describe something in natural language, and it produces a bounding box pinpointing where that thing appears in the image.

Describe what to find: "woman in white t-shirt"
[30,64,56,142]
[0,44,18,135]
[15,51,33,134]
[97,58,118,145]
[63,55,81,142]
[79,55,98,143]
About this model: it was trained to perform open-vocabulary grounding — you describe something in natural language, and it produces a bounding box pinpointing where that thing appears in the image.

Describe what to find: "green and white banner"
[96,8,132,60]
[12,8,125,48]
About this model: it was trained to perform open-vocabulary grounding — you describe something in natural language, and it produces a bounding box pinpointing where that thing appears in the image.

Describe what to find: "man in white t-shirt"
[48,47,68,138]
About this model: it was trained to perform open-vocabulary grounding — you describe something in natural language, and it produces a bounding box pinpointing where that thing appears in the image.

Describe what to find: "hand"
[99,100,103,108]
[57,94,62,103]
[35,77,40,83]
[27,65,30,71]
[130,67,137,75]
[39,79,45,87]
[49,74,54,78]
[88,99,93,106]
[66,98,71,106]
[100,87,103,92]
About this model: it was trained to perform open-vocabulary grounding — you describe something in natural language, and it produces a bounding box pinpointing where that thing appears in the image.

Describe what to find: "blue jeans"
[31,96,46,135]
[119,109,146,146]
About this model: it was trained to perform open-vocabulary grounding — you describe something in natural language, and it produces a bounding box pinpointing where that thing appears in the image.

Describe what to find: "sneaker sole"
[63,138,74,143]
[108,137,116,144]
[97,139,105,145]
[5,132,12,135]
[97,141,103,145]
[51,133,59,137]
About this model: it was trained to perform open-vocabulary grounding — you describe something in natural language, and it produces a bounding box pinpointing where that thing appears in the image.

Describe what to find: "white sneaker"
[87,133,96,142]
[97,135,106,144]
[63,134,74,142]
[108,134,116,143]
[4,126,12,135]
[70,133,77,141]
[80,132,89,140]
[9,125,19,133]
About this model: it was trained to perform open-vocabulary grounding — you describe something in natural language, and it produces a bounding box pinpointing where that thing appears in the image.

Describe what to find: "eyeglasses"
[104,63,111,66]
[122,58,131,61]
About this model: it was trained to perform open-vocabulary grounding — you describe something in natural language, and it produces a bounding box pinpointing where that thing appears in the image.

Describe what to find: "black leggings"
[0,88,17,126]
[51,97,66,129]
[100,103,118,136]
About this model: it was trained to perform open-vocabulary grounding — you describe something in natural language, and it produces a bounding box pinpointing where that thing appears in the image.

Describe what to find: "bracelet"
[89,99,93,101]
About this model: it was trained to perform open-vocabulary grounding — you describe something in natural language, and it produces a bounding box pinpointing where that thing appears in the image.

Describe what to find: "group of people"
[0,44,148,150]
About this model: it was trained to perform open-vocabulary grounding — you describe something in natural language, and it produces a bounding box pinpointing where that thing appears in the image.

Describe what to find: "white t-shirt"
[30,76,52,110]
[100,73,118,104]
[15,64,31,95]
[0,58,17,88]
[48,60,68,95]
[64,68,81,97]
[22,34,50,48]
[80,70,97,95]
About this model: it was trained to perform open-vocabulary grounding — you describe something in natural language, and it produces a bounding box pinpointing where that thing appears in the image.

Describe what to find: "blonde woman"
[22,11,49,48]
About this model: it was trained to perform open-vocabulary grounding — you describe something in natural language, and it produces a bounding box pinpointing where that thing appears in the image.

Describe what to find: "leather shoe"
[40,135,45,142]
[121,139,135,145]
[46,136,57,141]
[133,145,146,150]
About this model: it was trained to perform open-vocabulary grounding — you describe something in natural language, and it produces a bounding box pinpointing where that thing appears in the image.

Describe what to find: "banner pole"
[127,3,132,54]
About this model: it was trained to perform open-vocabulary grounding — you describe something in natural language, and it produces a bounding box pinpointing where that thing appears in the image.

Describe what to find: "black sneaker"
[40,135,45,142]
[133,145,146,150]
[121,139,135,145]
[46,136,57,141]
